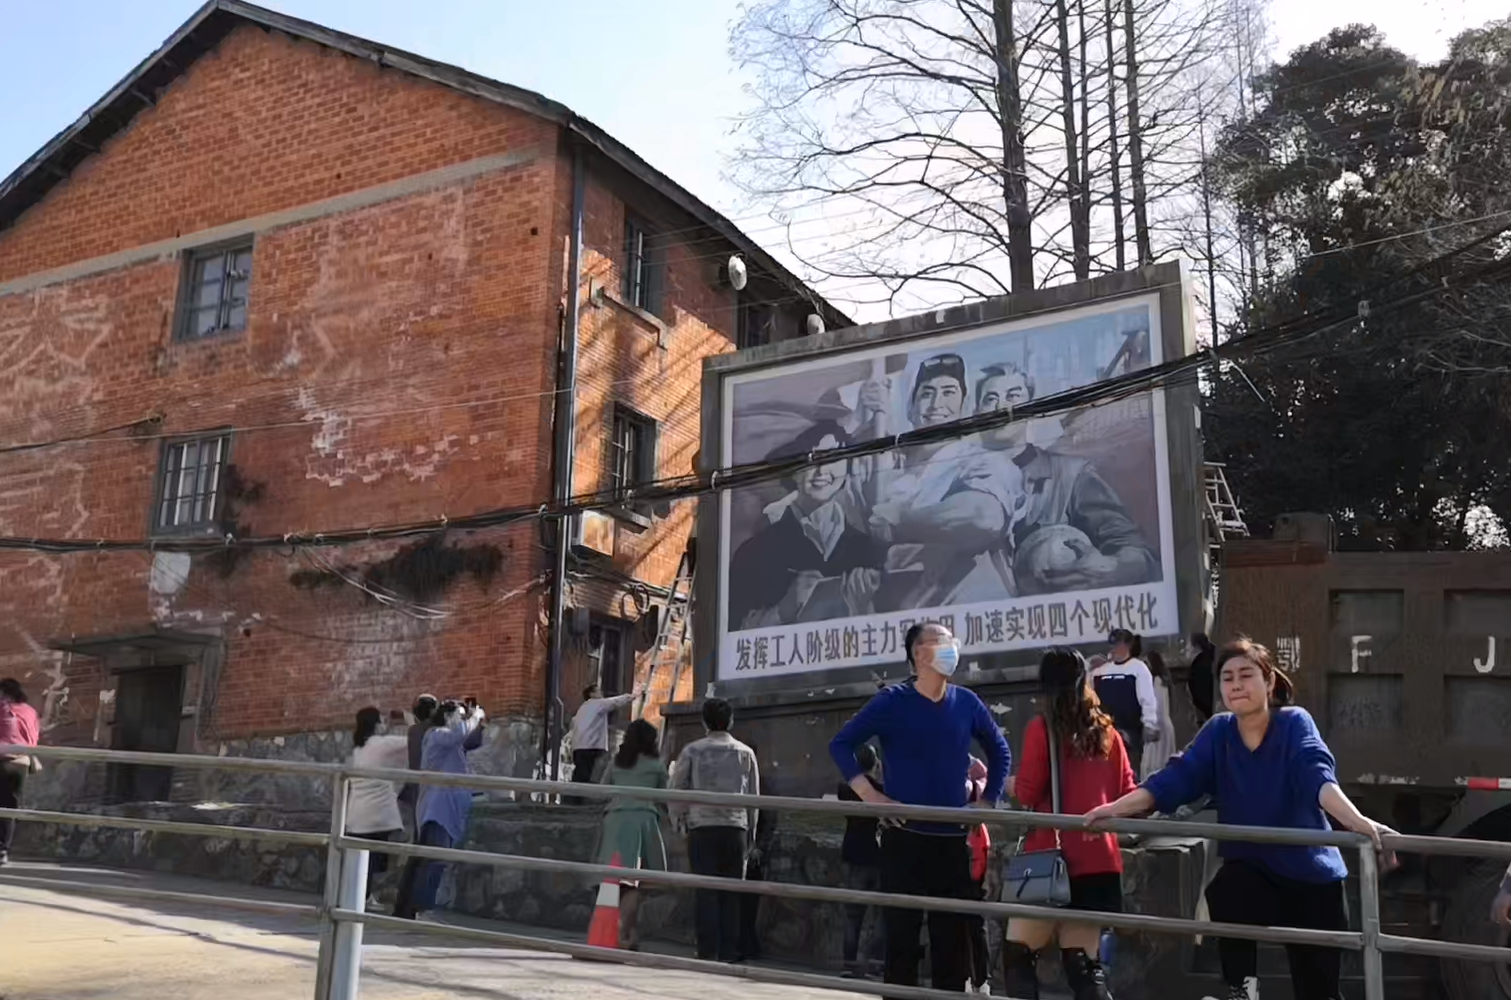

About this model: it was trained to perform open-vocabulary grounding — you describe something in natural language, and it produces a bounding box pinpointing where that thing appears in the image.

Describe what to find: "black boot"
[1001,941,1039,1000]
[1062,948,1113,1000]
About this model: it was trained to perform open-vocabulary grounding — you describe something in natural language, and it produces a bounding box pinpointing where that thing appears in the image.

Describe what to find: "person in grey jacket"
[670,698,760,962]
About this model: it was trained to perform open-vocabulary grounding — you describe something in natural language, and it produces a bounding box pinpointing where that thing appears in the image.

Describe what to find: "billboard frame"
[694,262,1206,703]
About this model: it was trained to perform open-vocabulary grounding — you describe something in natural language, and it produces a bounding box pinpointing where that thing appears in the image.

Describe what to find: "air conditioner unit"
[570,509,617,558]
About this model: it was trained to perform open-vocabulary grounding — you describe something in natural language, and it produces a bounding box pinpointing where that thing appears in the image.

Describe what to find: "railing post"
[328,845,368,1000]
[313,772,350,1000]
[1357,843,1386,1000]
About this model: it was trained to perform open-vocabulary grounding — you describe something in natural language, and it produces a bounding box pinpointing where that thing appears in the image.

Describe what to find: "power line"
[9,195,1502,459]
[4,229,1503,558]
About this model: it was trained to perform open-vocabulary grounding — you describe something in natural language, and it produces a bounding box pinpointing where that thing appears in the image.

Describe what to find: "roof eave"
[0,0,849,326]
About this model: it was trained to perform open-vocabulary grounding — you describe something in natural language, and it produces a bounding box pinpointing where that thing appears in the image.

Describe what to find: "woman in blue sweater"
[1084,638,1393,1000]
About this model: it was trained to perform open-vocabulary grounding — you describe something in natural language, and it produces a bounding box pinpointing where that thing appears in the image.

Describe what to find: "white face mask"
[933,642,961,677]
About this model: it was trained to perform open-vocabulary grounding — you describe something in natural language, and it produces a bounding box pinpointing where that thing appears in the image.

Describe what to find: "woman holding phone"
[1084,638,1394,1000]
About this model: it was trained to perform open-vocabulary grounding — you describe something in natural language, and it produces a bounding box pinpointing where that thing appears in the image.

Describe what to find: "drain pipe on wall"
[541,144,587,784]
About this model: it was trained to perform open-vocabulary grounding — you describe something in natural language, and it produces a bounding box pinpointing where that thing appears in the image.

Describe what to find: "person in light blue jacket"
[403,699,487,921]
[1085,638,1394,1000]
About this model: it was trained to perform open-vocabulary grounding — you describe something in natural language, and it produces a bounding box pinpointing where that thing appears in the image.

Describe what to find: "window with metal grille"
[588,620,627,696]
[154,434,230,534]
[608,406,657,501]
[178,242,252,339]
[623,215,663,315]
[739,300,774,349]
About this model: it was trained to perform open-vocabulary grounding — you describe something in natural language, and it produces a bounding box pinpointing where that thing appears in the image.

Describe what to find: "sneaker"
[414,911,443,925]
[1203,979,1258,1000]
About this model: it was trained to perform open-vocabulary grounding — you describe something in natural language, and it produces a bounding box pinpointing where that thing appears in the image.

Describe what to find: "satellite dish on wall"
[724,255,749,291]
[806,313,826,337]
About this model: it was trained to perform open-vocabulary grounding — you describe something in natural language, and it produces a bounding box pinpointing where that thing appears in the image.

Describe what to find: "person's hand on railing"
[1084,788,1155,829]
[1491,870,1511,926]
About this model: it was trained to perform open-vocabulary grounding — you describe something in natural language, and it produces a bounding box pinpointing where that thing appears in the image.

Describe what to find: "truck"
[1217,512,1511,1000]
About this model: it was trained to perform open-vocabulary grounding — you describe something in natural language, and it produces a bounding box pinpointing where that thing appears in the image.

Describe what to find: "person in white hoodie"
[346,707,411,902]
[1090,629,1160,775]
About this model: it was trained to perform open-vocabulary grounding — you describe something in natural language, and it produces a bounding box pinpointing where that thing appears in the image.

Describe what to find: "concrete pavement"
[0,863,872,1000]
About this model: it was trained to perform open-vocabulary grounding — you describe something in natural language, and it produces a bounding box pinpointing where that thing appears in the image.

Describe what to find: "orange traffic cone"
[586,852,624,950]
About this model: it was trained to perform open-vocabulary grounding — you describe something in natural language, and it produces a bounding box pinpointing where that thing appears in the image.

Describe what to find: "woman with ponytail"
[1085,638,1394,1000]
[1003,647,1136,1000]
[346,706,410,902]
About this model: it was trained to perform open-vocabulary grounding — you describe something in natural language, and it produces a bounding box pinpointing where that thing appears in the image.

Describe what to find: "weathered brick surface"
[0,23,744,752]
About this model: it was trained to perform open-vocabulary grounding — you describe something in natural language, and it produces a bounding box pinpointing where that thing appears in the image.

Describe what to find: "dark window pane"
[181,245,251,340]
[155,435,229,533]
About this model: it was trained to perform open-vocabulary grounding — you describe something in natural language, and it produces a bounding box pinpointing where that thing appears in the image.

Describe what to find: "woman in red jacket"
[1005,647,1137,1000]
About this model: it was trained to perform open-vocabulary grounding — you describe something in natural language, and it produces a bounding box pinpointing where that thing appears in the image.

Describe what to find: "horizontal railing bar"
[339,907,1047,1000]
[1377,932,1511,963]
[1386,832,1511,863]
[0,806,331,847]
[336,835,1365,949]
[19,743,1511,858]
[0,872,322,919]
[337,762,1374,848]
[5,743,339,776]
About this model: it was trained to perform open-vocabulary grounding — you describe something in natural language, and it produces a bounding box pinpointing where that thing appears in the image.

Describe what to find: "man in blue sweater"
[830,621,1011,994]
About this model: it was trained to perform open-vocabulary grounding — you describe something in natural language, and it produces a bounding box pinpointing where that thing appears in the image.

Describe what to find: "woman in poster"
[728,420,883,629]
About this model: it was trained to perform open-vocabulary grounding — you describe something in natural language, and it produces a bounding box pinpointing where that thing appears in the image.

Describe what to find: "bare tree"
[729,0,1264,316]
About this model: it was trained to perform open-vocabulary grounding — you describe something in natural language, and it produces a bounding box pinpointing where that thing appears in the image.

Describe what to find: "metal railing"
[4,742,1511,1000]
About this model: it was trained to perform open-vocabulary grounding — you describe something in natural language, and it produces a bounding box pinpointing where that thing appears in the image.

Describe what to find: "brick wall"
[0,23,740,754]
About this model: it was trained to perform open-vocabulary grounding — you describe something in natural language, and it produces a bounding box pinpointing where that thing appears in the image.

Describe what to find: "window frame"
[622,214,665,317]
[606,404,660,526]
[738,297,775,350]
[175,238,254,342]
[151,431,233,537]
[587,617,629,697]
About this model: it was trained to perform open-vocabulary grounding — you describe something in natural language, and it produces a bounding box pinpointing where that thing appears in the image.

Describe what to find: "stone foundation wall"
[20,717,544,812]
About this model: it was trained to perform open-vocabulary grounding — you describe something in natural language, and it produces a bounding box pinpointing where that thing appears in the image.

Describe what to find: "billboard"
[716,292,1180,679]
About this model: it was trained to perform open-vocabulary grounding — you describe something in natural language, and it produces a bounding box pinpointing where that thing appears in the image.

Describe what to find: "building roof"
[0,0,849,328]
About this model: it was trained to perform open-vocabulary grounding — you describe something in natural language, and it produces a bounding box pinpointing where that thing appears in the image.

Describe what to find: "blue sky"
[0,1,752,221]
[1,0,1505,320]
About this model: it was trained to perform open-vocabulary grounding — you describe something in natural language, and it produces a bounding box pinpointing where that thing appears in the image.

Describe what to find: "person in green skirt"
[598,718,669,949]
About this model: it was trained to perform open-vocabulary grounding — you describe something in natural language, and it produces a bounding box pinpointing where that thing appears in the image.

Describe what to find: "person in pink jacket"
[965,755,992,991]
[0,677,42,867]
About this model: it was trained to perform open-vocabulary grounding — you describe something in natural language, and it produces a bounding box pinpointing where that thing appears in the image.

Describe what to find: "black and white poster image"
[718,296,1179,679]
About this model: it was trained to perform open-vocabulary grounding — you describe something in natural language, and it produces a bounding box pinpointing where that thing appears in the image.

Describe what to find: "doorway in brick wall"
[107,664,185,804]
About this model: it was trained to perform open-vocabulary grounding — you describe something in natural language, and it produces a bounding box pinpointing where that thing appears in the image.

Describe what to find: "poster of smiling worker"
[715,293,1181,680]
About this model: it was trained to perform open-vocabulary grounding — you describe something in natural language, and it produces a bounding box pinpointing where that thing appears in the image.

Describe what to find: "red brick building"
[0,0,842,794]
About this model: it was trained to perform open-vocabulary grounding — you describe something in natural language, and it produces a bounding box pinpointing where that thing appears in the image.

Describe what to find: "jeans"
[0,765,23,856]
[966,879,990,987]
[1205,860,1348,1000]
[350,829,401,898]
[842,863,886,970]
[393,822,455,916]
[880,828,974,993]
[688,826,747,961]
[568,749,607,805]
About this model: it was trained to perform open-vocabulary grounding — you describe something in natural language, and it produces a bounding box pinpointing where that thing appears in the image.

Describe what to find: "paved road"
[0,863,872,1000]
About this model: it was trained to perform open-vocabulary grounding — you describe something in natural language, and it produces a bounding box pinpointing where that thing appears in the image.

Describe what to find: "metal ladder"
[1204,462,1249,544]
[635,546,693,720]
